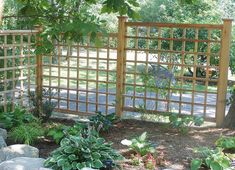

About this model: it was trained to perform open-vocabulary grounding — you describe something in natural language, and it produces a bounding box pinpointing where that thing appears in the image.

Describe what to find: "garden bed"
[6,118,235,170]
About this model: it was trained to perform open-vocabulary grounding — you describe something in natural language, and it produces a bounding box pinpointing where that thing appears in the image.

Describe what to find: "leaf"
[64,146,74,154]
[210,161,223,170]
[194,116,204,126]
[191,159,202,170]
[68,154,77,161]
[92,152,101,159]
[92,159,103,169]
[139,132,147,141]
[57,158,66,167]
[97,138,105,144]
[76,163,83,169]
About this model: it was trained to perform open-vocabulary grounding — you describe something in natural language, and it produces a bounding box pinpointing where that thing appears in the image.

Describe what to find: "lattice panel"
[42,34,118,115]
[123,23,223,121]
[0,30,38,112]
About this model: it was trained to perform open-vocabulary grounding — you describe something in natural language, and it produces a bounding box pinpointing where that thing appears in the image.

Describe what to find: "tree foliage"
[2,0,140,53]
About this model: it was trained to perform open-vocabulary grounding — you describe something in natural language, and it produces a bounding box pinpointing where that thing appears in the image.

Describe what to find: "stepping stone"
[0,128,7,140]
[0,136,7,149]
[0,144,39,163]
[0,157,52,170]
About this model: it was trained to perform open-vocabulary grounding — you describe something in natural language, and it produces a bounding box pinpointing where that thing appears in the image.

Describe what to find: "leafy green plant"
[44,134,123,170]
[9,122,45,145]
[0,106,38,130]
[191,147,232,170]
[47,122,88,144]
[89,112,117,132]
[169,114,204,134]
[121,132,156,156]
[215,136,235,150]
[29,88,57,122]
[47,123,69,144]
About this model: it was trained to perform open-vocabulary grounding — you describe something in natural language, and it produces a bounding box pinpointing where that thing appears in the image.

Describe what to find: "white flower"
[160,4,166,11]
[137,143,144,148]
[121,139,132,146]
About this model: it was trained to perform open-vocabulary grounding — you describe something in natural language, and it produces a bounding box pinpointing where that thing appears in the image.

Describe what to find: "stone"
[0,157,52,170]
[0,136,7,149]
[0,144,39,163]
[0,128,7,140]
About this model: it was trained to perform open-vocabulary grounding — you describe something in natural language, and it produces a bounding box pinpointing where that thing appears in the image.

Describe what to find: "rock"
[0,144,39,163]
[0,136,7,149]
[0,157,52,170]
[0,128,7,140]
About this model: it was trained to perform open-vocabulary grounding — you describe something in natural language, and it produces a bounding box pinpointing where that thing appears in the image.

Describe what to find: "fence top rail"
[125,22,224,29]
[0,30,39,35]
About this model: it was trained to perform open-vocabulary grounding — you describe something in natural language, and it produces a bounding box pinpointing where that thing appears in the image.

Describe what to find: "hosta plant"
[191,147,232,170]
[169,114,204,134]
[44,134,123,170]
[121,132,156,156]
[215,136,235,150]
[47,122,89,144]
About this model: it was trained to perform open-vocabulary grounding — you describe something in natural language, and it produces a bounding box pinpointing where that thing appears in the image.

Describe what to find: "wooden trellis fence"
[0,17,232,126]
[117,17,232,127]
[0,30,38,111]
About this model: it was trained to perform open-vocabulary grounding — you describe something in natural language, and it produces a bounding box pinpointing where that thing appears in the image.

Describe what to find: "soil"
[6,118,235,170]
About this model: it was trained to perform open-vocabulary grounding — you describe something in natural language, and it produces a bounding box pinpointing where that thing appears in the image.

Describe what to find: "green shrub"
[9,122,45,145]
[89,111,117,132]
[0,106,38,130]
[44,134,123,170]
[29,89,57,122]
[191,147,232,170]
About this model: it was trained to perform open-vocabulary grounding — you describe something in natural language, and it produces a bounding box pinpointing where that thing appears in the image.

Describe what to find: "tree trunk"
[0,0,4,25]
[222,94,235,128]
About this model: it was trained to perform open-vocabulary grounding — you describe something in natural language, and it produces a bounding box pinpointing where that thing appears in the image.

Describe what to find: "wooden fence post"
[116,16,127,117]
[35,25,43,111]
[216,19,233,127]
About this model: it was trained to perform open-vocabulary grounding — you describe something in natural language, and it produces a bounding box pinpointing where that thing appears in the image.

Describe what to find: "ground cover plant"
[191,147,232,170]
[44,124,123,170]
[216,136,235,151]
